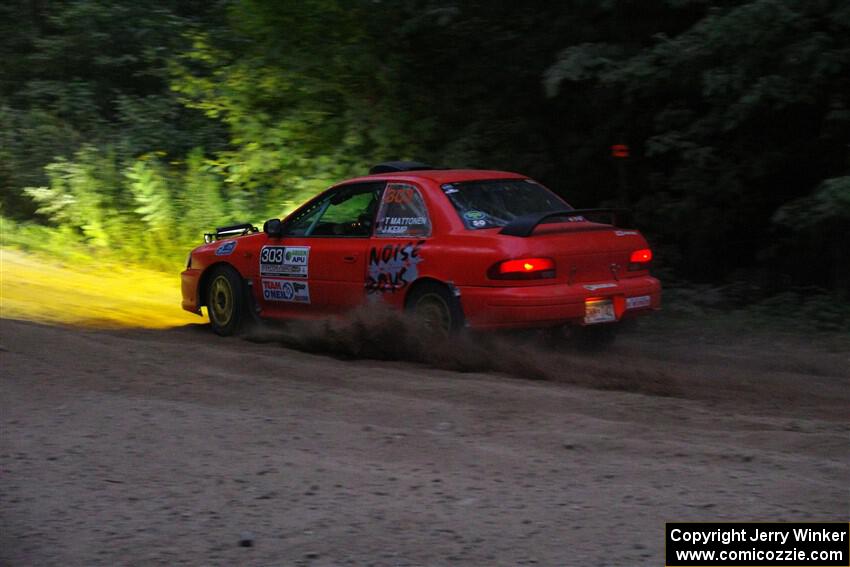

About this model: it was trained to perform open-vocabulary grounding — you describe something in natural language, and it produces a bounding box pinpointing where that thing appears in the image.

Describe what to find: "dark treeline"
[1,0,848,294]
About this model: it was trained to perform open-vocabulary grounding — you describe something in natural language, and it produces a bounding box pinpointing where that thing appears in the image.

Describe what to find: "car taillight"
[489,257,556,280]
[629,248,652,270]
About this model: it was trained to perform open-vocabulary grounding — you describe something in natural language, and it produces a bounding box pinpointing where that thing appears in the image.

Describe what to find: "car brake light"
[629,248,652,270]
[489,257,555,280]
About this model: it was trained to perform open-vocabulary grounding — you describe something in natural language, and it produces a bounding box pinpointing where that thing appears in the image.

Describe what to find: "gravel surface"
[1,318,848,566]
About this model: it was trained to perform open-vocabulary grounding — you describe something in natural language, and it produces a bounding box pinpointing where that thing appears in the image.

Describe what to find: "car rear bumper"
[181,268,202,315]
[458,276,661,329]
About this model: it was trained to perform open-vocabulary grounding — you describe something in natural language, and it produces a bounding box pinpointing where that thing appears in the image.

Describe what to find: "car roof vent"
[369,161,437,175]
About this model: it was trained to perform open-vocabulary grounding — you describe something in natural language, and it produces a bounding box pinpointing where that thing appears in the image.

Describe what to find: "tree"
[545,0,850,289]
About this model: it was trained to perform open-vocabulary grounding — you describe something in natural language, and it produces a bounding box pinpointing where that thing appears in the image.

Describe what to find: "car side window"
[374,183,431,237]
[283,183,383,237]
[284,200,325,236]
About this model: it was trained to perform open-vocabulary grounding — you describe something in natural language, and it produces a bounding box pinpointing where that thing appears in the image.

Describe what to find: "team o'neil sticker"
[261,279,310,304]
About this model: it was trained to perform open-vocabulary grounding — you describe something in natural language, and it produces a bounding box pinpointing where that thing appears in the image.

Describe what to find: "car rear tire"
[206,265,248,336]
[406,282,464,337]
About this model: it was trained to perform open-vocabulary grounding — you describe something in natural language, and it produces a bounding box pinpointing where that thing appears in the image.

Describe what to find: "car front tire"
[206,265,247,336]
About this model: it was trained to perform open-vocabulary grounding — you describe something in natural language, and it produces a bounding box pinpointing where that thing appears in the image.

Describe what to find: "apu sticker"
[215,240,237,256]
[464,210,487,221]
[260,246,309,278]
[262,279,310,303]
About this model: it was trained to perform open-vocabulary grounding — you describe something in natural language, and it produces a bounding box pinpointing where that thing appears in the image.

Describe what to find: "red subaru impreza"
[181,162,661,339]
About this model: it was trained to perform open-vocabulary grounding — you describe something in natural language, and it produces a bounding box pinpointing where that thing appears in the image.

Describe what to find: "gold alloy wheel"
[415,293,451,337]
[209,275,234,327]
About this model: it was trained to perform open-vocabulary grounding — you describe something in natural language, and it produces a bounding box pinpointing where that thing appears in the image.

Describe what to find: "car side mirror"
[263,218,283,238]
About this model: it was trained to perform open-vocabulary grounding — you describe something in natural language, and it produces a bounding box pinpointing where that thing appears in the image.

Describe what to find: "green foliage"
[771,176,850,290]
[180,148,228,241]
[656,282,850,334]
[126,159,173,233]
[0,216,92,265]
[774,176,850,227]
[750,290,850,332]
[169,2,387,208]
[0,0,226,218]
[24,147,113,246]
[545,0,850,290]
[16,146,232,269]
[1,0,848,301]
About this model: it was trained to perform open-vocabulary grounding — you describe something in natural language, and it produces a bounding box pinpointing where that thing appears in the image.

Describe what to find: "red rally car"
[181,162,661,338]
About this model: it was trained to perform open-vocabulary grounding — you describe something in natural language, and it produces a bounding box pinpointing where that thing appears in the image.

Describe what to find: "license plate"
[626,295,651,310]
[584,298,616,324]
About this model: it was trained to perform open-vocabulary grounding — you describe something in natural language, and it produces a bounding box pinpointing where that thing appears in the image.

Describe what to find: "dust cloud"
[244,306,678,397]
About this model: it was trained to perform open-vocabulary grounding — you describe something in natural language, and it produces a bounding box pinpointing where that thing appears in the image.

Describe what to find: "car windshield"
[441,179,570,229]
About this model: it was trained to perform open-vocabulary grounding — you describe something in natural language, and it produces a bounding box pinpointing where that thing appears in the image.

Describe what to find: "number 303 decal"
[260,247,284,263]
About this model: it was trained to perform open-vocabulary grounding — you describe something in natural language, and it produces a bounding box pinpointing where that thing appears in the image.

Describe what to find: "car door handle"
[342,254,358,263]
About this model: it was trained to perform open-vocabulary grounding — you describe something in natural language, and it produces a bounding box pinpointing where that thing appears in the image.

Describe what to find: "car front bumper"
[458,275,661,329]
[180,268,203,315]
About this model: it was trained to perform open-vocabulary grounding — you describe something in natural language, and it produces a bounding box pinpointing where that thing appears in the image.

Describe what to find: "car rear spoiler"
[499,209,630,237]
[203,223,258,243]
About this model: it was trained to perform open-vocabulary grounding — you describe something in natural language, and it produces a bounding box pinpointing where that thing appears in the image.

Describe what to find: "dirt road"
[1,318,848,566]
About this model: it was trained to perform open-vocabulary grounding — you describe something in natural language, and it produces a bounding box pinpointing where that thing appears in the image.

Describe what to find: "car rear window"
[441,179,570,229]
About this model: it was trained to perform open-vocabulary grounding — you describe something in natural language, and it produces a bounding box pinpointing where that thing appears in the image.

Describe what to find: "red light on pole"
[611,144,630,158]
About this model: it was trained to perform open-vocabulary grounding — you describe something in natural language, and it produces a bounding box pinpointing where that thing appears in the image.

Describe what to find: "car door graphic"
[258,181,385,317]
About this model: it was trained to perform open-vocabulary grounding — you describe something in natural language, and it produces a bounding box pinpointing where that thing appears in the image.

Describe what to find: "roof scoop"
[369,161,438,174]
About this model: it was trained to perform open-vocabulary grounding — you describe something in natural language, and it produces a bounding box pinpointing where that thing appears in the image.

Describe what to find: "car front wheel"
[206,265,247,336]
